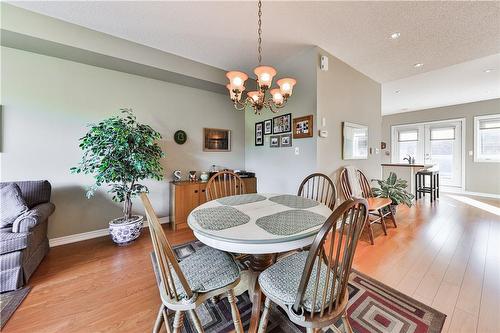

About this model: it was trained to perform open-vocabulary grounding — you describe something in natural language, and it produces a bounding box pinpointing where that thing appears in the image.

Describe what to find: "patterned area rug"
[170,241,446,333]
[0,287,30,329]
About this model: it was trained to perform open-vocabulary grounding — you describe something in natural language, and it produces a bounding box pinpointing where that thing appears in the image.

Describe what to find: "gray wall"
[245,47,318,194]
[245,46,382,198]
[1,47,245,239]
[382,99,500,194]
[316,47,382,195]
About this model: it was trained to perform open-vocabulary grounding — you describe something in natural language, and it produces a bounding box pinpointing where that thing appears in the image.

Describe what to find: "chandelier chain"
[257,0,262,64]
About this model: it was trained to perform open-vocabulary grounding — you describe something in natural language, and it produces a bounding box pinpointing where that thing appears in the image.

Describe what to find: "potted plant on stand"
[71,108,164,245]
[372,172,414,215]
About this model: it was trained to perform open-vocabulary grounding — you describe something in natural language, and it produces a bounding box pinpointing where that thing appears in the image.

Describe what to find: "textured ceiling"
[383,54,500,114]
[8,1,500,113]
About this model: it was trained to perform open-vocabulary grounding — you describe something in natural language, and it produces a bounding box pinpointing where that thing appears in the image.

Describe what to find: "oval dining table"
[187,193,332,333]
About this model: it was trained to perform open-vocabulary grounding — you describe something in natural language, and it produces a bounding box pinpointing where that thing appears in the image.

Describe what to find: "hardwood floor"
[4,194,499,332]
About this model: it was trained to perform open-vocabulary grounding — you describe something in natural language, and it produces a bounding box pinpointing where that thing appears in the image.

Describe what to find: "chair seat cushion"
[172,246,240,297]
[0,232,28,254]
[259,251,339,312]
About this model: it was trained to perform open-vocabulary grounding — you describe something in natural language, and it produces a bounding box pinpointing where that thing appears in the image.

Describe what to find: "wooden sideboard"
[169,177,257,231]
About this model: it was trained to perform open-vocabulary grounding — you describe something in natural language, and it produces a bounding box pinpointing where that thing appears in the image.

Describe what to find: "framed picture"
[203,128,231,152]
[255,122,264,146]
[270,135,280,148]
[293,115,314,139]
[280,133,292,147]
[264,119,272,135]
[272,113,291,134]
[342,122,368,160]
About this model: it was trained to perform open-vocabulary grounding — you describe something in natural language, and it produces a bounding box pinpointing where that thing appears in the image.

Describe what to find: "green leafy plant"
[71,108,164,220]
[372,172,414,207]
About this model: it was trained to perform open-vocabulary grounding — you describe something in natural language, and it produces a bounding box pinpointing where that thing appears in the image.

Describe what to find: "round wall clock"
[174,130,187,144]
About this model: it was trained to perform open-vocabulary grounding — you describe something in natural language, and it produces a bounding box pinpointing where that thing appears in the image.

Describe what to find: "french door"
[392,119,463,188]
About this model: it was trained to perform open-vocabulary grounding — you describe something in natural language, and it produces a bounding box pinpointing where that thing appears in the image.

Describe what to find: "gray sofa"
[0,180,55,292]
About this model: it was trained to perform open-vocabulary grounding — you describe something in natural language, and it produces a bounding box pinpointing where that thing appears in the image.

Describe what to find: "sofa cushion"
[0,180,51,209]
[0,232,28,254]
[1,184,29,228]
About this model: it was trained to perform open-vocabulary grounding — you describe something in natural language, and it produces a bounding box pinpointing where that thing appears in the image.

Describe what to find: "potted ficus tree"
[372,172,414,215]
[71,108,164,245]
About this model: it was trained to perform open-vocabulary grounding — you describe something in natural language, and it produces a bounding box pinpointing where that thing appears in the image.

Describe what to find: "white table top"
[188,193,332,254]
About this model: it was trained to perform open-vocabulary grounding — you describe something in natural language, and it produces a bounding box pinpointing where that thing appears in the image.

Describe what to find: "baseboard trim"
[49,217,170,247]
[441,188,500,199]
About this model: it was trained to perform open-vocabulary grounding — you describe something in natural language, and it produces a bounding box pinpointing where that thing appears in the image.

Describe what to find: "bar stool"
[415,169,439,202]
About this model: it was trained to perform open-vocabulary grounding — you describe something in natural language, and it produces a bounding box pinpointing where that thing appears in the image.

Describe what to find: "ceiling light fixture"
[395,90,401,94]
[390,32,401,40]
[413,63,424,68]
[484,69,496,73]
[226,0,296,114]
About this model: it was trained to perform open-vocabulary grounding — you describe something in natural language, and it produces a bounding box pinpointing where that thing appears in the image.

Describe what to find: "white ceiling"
[383,54,500,114]
[8,1,500,114]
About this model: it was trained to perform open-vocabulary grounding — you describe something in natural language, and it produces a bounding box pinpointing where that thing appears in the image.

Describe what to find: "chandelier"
[226,0,297,114]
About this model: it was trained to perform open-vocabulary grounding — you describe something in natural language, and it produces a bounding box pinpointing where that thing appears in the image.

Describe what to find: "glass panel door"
[424,122,462,187]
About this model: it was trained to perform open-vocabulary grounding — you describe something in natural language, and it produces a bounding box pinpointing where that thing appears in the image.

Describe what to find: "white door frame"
[391,117,466,190]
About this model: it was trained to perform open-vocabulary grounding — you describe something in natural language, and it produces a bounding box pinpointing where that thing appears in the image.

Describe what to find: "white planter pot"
[109,215,143,245]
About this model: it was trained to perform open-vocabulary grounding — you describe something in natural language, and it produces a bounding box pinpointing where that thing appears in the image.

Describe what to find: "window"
[397,129,418,163]
[475,114,500,162]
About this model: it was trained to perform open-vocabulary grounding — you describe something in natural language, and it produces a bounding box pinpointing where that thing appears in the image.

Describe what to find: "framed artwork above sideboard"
[203,128,231,152]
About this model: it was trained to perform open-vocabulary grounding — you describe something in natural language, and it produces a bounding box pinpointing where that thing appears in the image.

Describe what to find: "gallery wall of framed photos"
[254,113,314,148]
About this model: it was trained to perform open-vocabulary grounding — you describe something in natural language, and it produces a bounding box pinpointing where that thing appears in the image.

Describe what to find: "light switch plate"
[295,147,300,155]
[468,150,473,156]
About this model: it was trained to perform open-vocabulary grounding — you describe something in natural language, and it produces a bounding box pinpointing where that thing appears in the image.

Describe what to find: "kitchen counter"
[381,164,435,198]
[381,163,434,168]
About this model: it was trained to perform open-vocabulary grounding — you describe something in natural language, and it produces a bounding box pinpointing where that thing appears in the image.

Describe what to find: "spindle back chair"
[339,168,373,199]
[258,198,369,332]
[206,171,246,201]
[298,173,337,210]
[141,193,243,333]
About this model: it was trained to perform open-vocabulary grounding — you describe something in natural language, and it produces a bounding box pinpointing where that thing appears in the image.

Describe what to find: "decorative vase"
[109,215,143,245]
[200,172,209,182]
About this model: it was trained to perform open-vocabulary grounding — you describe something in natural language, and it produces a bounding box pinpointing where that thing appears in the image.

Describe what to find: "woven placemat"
[217,194,267,206]
[191,206,250,230]
[256,209,325,235]
[269,194,319,209]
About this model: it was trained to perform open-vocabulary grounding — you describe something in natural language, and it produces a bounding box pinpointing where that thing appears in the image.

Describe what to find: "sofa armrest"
[12,202,55,233]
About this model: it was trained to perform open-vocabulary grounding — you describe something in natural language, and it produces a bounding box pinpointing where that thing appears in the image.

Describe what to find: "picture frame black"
[270,135,280,148]
[264,119,272,135]
[255,122,264,146]
[280,133,292,147]
[272,113,292,134]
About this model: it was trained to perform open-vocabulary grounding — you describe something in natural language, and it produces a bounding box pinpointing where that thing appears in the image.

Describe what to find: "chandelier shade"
[226,0,296,114]
[277,78,296,97]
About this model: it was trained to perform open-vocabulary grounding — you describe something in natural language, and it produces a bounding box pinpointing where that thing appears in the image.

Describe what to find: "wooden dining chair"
[339,168,372,199]
[339,167,397,245]
[257,198,369,333]
[298,173,337,210]
[206,171,246,201]
[140,193,244,333]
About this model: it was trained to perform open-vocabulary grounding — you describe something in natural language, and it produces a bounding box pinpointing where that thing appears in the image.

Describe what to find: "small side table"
[415,169,439,202]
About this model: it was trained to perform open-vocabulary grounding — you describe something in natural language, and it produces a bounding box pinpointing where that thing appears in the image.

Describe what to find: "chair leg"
[227,289,244,333]
[341,311,354,333]
[366,223,375,245]
[378,209,387,235]
[153,304,165,333]
[188,309,204,333]
[162,307,172,333]
[172,311,185,333]
[258,297,272,333]
[390,210,397,228]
